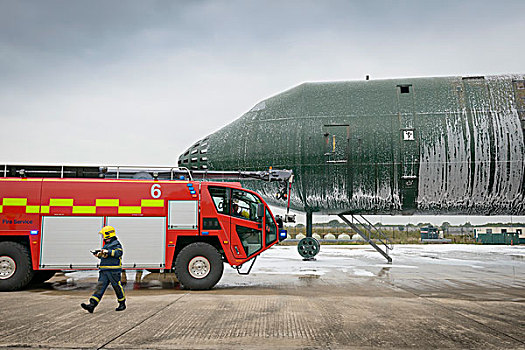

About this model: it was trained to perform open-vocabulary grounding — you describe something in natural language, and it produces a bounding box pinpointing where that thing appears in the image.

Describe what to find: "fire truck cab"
[0,176,282,291]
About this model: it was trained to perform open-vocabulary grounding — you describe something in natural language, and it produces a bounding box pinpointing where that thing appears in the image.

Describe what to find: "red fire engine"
[0,165,293,291]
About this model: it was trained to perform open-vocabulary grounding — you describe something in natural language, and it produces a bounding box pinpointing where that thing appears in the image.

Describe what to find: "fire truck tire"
[30,270,57,285]
[174,243,224,290]
[0,242,34,291]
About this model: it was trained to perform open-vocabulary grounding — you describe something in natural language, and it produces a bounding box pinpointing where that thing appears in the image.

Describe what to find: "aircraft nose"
[178,137,210,170]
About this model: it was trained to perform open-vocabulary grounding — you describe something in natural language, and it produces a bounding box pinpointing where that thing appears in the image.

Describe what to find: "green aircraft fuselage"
[180,75,525,216]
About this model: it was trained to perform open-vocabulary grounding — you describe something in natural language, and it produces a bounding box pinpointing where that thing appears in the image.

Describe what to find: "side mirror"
[275,215,284,229]
[256,203,264,218]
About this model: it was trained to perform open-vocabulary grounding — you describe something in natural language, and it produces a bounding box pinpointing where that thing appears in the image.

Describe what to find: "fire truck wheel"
[30,270,57,285]
[0,242,34,291]
[174,243,224,290]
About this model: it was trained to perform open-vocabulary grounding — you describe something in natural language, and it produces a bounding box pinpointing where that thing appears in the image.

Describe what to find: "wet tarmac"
[1,244,524,349]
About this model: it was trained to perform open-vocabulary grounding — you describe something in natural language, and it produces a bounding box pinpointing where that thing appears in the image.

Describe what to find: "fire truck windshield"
[231,189,262,223]
[265,208,277,245]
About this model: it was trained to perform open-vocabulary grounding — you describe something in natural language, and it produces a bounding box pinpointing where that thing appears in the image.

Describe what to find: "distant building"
[474,226,524,245]
[475,227,524,238]
[420,226,451,243]
[420,226,442,240]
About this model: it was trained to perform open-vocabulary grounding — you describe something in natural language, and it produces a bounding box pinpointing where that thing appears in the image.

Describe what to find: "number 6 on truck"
[151,184,161,198]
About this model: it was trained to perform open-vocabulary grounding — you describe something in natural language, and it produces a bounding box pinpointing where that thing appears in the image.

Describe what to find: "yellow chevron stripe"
[40,206,50,214]
[49,198,74,206]
[0,205,2,213]
[3,198,27,206]
[118,206,141,214]
[96,199,119,206]
[72,206,97,214]
[141,199,164,207]
[25,206,40,214]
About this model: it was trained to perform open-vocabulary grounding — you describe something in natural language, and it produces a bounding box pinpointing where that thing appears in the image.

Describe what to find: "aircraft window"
[208,187,229,215]
[399,86,410,94]
[265,208,277,245]
[231,189,262,223]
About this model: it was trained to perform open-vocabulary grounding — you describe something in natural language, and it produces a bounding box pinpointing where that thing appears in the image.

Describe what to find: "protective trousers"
[90,270,125,304]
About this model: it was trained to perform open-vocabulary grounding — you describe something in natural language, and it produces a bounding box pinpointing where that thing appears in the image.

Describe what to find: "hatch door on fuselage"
[396,84,419,213]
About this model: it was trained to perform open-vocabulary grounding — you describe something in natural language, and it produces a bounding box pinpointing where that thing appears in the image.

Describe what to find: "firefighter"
[81,226,126,313]
[232,201,249,219]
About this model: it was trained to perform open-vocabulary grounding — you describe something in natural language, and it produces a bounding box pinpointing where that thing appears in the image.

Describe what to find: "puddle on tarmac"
[377,267,391,277]
[30,271,182,292]
[298,274,321,280]
[421,255,441,260]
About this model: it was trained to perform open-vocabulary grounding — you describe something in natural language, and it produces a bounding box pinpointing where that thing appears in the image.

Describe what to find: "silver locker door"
[106,217,166,269]
[40,216,103,269]
[168,200,198,229]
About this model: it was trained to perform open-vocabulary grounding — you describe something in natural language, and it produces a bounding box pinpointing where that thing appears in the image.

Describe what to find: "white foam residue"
[352,269,375,277]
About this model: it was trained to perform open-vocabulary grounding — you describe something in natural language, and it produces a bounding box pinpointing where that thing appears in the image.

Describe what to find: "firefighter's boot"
[115,300,126,312]
[81,299,97,313]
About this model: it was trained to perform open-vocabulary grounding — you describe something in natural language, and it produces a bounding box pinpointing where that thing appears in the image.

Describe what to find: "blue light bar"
[186,184,192,187]
[190,190,196,194]
[30,230,39,235]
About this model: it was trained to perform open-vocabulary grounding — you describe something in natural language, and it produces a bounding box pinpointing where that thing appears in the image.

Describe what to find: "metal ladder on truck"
[338,214,393,264]
[1,164,296,222]
[1,164,292,183]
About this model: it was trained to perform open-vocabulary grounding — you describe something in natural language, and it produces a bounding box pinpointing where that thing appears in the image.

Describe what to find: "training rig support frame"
[338,214,393,263]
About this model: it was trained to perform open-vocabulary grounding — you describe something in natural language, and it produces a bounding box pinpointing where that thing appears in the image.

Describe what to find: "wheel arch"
[172,236,223,269]
[0,236,30,247]
[0,239,35,291]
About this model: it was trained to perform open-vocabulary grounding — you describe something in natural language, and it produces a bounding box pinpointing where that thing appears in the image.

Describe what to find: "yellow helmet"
[99,226,116,239]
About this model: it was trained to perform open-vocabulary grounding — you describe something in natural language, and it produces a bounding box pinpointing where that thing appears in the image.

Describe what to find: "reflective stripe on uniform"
[117,281,126,301]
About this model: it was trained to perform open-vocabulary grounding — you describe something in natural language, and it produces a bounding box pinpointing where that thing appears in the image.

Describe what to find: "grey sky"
[1,1,524,225]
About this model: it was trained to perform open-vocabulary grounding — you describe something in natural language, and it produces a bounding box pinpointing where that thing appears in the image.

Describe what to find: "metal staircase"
[338,214,393,263]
